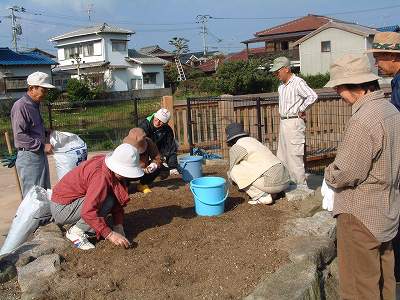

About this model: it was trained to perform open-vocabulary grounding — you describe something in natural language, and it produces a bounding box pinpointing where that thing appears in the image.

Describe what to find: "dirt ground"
[1,164,315,300]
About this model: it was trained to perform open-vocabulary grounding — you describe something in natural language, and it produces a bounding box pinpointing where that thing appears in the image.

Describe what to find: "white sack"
[50,131,87,180]
[0,186,52,255]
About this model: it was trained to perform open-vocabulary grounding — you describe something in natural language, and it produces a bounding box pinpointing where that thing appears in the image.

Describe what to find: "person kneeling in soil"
[226,123,290,205]
[123,128,162,194]
[138,108,179,177]
[50,143,144,250]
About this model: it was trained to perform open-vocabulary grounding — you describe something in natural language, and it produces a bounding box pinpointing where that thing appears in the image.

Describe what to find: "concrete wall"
[299,28,376,75]
[141,65,165,89]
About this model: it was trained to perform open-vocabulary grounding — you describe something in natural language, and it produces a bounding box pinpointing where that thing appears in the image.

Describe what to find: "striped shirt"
[278,74,318,117]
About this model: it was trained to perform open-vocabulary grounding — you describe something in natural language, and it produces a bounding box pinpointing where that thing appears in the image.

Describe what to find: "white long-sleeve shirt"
[278,74,318,117]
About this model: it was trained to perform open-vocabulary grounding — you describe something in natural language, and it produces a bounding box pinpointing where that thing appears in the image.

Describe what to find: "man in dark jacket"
[138,108,179,176]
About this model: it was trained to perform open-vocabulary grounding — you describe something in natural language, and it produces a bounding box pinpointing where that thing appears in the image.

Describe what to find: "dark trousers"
[337,213,395,300]
[138,165,170,185]
[392,230,400,281]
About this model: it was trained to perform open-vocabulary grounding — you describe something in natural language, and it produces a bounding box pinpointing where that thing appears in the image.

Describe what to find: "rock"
[276,236,336,268]
[286,187,315,202]
[284,211,336,240]
[293,195,323,218]
[0,259,17,283]
[20,281,49,300]
[324,258,339,300]
[244,260,320,300]
[17,254,61,292]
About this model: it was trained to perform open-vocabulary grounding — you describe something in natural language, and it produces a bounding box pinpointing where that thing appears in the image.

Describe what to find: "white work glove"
[144,162,158,174]
[113,224,125,237]
[321,179,334,212]
[106,231,131,248]
[169,168,180,176]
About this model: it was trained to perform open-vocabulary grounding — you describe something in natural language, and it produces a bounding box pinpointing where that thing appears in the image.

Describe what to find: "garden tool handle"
[4,131,22,201]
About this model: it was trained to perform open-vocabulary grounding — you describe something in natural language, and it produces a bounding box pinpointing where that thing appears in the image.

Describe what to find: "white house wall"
[299,28,375,75]
[111,69,129,91]
[103,33,131,66]
[141,65,165,89]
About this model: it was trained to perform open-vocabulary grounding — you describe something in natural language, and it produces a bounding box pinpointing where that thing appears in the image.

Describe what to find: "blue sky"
[0,0,399,55]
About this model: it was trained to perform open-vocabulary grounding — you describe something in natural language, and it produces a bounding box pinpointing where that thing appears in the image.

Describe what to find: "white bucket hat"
[154,108,171,124]
[105,143,144,178]
[27,71,55,88]
[325,54,380,88]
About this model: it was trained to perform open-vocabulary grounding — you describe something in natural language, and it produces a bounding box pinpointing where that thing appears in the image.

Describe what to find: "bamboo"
[4,131,22,201]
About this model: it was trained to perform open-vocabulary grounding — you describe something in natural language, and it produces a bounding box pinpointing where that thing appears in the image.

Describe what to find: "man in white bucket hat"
[324,54,400,299]
[50,144,144,250]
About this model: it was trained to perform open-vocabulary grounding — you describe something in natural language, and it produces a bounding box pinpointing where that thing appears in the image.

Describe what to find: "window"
[281,41,289,51]
[143,73,157,85]
[5,77,27,91]
[112,40,127,52]
[321,41,331,52]
[64,42,96,59]
[83,44,94,56]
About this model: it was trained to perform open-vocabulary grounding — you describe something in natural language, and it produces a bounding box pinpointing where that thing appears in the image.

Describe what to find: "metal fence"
[0,96,162,153]
[180,92,353,175]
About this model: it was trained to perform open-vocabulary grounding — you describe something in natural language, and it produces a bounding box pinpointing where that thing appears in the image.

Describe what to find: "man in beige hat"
[324,54,400,299]
[368,31,400,111]
[270,57,317,190]
[123,127,162,194]
[369,31,400,282]
[10,71,55,197]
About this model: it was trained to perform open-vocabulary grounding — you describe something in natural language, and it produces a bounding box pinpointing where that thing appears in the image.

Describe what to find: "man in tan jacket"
[325,54,400,299]
[226,123,289,205]
[123,128,162,194]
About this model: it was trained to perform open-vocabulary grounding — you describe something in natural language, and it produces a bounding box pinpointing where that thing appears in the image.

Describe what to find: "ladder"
[175,57,186,81]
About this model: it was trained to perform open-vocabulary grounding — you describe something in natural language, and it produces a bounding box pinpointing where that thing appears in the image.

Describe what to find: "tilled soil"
[2,165,306,300]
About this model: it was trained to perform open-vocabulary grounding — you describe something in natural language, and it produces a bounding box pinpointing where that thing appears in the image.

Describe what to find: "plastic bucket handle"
[190,185,229,206]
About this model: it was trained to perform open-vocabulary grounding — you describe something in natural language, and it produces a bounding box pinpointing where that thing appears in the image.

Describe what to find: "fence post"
[162,95,175,133]
[219,95,234,159]
[187,98,194,155]
[132,97,139,126]
[256,97,262,142]
[47,102,53,130]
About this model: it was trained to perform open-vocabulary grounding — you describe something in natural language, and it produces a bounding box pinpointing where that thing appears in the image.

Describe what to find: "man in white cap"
[50,143,144,250]
[10,71,55,197]
[270,57,317,190]
[324,54,400,299]
[138,108,179,184]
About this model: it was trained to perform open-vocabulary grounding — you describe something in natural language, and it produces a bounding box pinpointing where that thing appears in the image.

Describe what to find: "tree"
[66,78,93,103]
[168,37,189,57]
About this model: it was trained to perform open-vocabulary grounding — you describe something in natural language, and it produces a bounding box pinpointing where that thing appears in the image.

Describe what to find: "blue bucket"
[190,176,228,216]
[179,155,203,182]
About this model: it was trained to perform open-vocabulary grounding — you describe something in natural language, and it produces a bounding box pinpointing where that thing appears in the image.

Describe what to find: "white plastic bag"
[321,179,335,212]
[50,131,87,180]
[0,186,52,255]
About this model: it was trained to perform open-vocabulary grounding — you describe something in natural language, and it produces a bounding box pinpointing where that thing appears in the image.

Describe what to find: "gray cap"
[269,57,290,72]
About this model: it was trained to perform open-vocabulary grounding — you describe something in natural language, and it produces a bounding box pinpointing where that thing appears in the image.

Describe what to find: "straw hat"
[324,54,380,88]
[225,123,248,143]
[367,32,400,53]
[123,128,148,154]
[105,144,144,178]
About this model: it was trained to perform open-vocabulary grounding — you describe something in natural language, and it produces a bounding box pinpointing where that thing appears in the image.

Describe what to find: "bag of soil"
[50,131,88,180]
[0,186,52,255]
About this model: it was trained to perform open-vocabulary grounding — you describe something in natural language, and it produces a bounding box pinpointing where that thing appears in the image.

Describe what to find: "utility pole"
[196,15,211,56]
[7,6,25,51]
[87,3,94,22]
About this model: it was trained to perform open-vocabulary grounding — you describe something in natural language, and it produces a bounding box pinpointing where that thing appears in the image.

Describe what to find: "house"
[179,51,222,67]
[139,45,174,62]
[377,25,400,32]
[0,47,57,99]
[293,21,378,75]
[241,14,335,64]
[49,23,167,92]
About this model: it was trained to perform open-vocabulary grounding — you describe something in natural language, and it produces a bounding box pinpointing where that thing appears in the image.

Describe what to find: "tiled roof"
[293,21,378,46]
[378,25,400,32]
[139,45,173,57]
[50,23,133,42]
[255,14,333,37]
[224,47,267,62]
[127,49,168,65]
[197,59,220,73]
[0,47,57,66]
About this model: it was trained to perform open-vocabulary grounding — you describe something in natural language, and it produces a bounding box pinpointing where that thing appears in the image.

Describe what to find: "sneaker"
[66,225,95,250]
[137,183,152,194]
[248,193,273,205]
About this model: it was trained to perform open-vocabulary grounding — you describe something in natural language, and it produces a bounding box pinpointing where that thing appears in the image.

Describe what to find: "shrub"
[299,73,330,89]
[66,78,93,103]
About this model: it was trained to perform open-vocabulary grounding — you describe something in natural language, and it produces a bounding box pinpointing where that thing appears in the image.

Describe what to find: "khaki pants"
[277,118,306,185]
[244,176,289,199]
[337,213,395,300]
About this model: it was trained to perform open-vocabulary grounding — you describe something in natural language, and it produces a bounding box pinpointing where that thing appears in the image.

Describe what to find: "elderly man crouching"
[324,54,400,299]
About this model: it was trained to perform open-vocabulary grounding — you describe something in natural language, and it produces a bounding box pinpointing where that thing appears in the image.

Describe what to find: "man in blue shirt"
[369,31,400,110]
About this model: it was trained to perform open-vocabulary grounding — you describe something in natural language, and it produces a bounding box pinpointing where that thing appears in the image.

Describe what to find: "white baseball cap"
[105,143,144,178]
[154,108,171,124]
[27,71,55,89]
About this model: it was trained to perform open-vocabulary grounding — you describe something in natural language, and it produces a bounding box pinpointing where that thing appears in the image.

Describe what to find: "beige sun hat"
[105,143,144,178]
[269,56,290,72]
[324,54,380,88]
[367,31,400,53]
